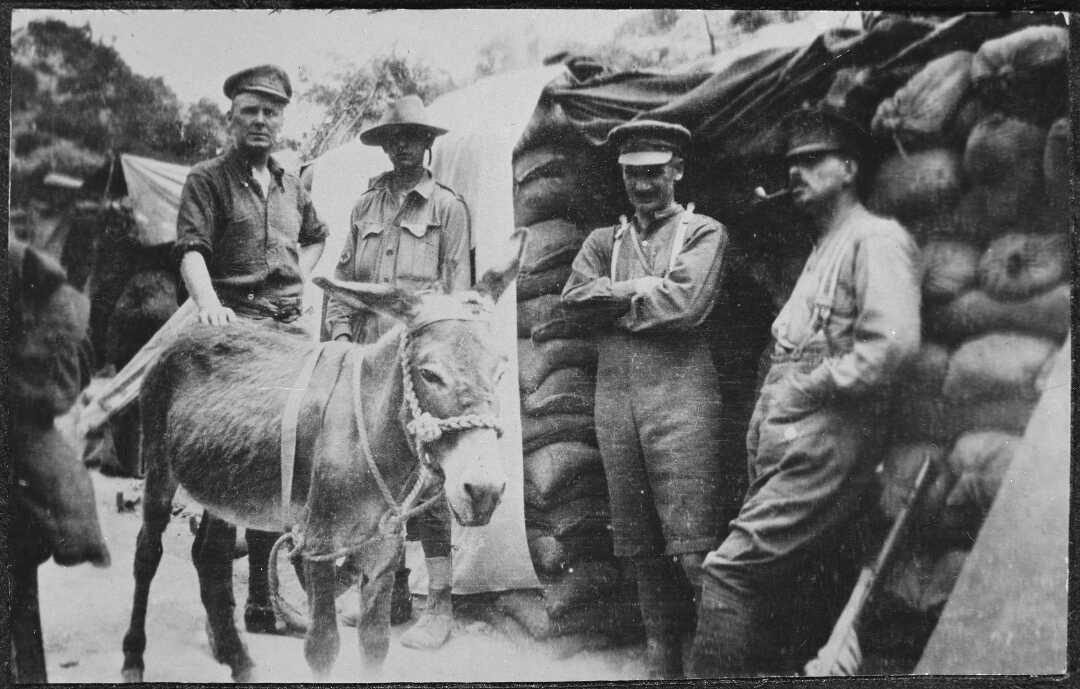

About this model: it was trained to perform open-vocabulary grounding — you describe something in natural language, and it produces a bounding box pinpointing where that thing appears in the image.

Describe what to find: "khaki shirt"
[773,204,921,397]
[562,203,728,332]
[325,170,471,343]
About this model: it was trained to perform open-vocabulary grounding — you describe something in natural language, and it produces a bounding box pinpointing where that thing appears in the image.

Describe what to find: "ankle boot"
[400,556,452,650]
[632,556,685,679]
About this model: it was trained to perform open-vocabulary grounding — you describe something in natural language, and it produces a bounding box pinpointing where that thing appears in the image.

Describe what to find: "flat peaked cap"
[781,104,869,160]
[360,95,449,146]
[608,120,692,166]
[223,64,292,103]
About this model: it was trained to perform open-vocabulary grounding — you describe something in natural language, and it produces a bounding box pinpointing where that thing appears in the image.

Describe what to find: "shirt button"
[382,277,390,282]
[386,249,394,256]
[247,293,254,300]
[642,240,648,246]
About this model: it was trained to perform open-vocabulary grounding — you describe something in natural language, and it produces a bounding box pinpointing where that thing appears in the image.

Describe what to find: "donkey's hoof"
[121,666,144,683]
[232,663,256,683]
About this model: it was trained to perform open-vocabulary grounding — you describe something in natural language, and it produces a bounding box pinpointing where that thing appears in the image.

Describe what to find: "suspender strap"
[280,342,330,526]
[665,203,694,277]
[611,204,695,279]
[610,215,630,278]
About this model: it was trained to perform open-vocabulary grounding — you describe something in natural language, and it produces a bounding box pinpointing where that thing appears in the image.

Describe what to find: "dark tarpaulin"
[522,12,1064,183]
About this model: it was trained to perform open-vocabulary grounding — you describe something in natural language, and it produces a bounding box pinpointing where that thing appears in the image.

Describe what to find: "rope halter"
[399,326,504,464]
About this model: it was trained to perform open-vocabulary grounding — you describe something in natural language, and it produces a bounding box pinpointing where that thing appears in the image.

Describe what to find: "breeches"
[405,495,452,559]
[691,357,885,676]
[595,332,738,557]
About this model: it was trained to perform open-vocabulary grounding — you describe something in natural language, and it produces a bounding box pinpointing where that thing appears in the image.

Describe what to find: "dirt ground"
[36,416,650,683]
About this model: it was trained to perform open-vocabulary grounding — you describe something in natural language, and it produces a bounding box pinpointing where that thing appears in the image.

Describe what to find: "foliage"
[730,9,803,34]
[10,19,228,201]
[300,53,455,159]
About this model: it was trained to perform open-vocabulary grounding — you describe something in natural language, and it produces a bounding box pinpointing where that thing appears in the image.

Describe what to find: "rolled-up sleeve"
[324,221,360,341]
[619,219,728,332]
[174,170,217,265]
[561,227,636,317]
[298,186,329,246]
[808,229,921,396]
[439,196,471,290]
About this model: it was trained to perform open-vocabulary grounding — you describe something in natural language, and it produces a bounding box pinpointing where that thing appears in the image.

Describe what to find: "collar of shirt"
[633,202,683,236]
[370,169,436,200]
[225,147,285,190]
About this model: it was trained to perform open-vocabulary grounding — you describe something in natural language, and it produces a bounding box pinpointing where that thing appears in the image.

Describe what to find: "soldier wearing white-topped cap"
[562,119,737,679]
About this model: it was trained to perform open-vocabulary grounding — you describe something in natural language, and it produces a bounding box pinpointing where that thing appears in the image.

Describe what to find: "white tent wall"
[307,65,566,594]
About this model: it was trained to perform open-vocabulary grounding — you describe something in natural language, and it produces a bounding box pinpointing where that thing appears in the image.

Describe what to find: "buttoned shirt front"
[325,170,471,343]
[174,149,328,319]
[772,204,921,397]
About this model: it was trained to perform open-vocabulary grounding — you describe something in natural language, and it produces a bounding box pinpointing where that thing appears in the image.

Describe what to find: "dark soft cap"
[223,64,292,103]
[781,105,869,160]
[607,119,691,166]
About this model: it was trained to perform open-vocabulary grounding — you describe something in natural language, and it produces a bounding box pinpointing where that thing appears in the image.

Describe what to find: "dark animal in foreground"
[8,237,110,683]
[121,257,520,682]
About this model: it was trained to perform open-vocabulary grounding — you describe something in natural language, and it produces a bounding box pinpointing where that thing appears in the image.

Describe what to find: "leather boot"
[399,556,452,650]
[632,556,685,679]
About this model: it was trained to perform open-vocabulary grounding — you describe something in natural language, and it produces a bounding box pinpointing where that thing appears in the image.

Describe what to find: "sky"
[12,8,643,140]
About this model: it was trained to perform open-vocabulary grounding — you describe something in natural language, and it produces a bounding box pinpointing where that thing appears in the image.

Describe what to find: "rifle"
[804,452,940,676]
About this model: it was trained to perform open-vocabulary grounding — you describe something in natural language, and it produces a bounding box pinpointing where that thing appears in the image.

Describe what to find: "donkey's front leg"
[357,539,401,668]
[303,559,340,679]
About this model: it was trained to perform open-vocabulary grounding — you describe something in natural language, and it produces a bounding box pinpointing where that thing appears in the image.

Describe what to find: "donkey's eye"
[419,368,445,386]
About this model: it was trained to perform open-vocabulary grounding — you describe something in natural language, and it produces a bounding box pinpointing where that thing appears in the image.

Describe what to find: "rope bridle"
[276,317,503,564]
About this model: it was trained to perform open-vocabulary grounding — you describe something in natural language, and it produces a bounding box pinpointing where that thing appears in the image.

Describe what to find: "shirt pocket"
[218,209,260,273]
[396,223,441,283]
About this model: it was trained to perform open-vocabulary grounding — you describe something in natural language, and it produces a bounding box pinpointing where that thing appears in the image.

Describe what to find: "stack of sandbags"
[868,24,1070,625]
[510,145,638,643]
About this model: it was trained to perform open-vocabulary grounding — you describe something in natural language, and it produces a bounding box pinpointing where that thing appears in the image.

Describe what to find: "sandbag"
[524,441,603,500]
[871,51,973,148]
[921,238,981,302]
[1042,118,1071,228]
[884,546,969,613]
[517,293,596,341]
[963,115,1046,196]
[517,263,574,302]
[907,206,963,243]
[527,529,613,575]
[978,232,1068,301]
[521,413,597,455]
[526,468,608,513]
[12,425,110,568]
[942,332,1057,402]
[925,283,1070,342]
[970,25,1069,84]
[513,147,592,227]
[522,366,595,417]
[527,494,610,539]
[946,396,1038,439]
[542,559,622,619]
[941,431,1024,533]
[869,149,964,224]
[518,337,597,394]
[521,218,588,274]
[902,342,951,394]
[877,442,950,525]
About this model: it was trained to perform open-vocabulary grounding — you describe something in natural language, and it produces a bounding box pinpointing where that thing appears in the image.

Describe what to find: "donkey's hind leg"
[121,456,179,682]
[193,511,255,682]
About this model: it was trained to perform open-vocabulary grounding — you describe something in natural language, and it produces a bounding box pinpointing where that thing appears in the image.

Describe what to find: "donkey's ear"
[314,277,422,322]
[475,229,525,304]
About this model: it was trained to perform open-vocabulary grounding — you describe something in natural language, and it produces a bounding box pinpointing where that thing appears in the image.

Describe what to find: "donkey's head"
[314,234,522,526]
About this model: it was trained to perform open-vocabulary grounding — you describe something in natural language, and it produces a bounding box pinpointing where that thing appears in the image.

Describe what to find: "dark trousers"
[689,356,885,677]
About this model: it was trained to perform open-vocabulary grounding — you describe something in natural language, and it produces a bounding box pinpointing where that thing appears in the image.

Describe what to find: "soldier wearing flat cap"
[324,94,469,650]
[563,119,738,679]
[175,64,328,636]
[689,105,921,677]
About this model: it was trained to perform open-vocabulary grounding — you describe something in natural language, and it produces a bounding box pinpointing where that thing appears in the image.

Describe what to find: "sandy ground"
[36,469,650,683]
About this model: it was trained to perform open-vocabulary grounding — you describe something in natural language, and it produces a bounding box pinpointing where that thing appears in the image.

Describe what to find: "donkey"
[120,255,519,682]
